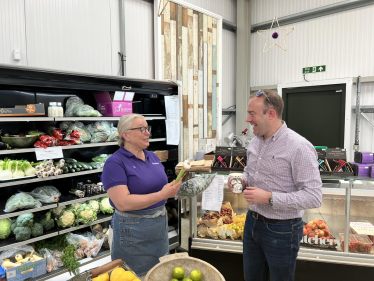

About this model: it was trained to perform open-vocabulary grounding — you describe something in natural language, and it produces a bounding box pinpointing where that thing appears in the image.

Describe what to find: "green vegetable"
[64,158,78,164]
[51,206,66,218]
[16,213,34,228]
[13,226,31,241]
[0,218,11,239]
[71,203,82,211]
[34,234,68,252]
[31,222,44,237]
[92,154,111,162]
[11,220,17,233]
[57,210,75,228]
[99,197,114,214]
[62,244,80,276]
[4,192,42,213]
[39,211,55,231]
[22,160,36,176]
[75,204,97,225]
[175,169,185,183]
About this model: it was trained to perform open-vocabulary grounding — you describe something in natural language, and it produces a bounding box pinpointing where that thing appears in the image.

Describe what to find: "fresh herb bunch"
[34,234,68,252]
[62,244,80,276]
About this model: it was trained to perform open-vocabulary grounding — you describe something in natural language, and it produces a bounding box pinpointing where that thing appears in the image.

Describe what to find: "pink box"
[94,91,135,117]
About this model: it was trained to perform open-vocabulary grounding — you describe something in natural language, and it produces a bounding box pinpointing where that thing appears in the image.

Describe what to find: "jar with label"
[57,102,64,117]
[48,102,56,117]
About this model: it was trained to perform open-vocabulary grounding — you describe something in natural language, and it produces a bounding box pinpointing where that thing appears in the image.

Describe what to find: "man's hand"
[228,177,246,193]
[243,186,272,205]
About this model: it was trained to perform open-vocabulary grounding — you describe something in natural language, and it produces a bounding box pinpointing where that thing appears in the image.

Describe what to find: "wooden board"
[164,2,171,79]
[207,16,213,138]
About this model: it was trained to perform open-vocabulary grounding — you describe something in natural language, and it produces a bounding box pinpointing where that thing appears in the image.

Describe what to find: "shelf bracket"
[222,107,236,126]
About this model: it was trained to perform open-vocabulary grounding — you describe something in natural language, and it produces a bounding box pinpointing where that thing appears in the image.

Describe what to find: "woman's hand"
[160,180,182,199]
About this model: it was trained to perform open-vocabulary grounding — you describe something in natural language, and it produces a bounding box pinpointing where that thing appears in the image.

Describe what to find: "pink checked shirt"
[243,122,322,220]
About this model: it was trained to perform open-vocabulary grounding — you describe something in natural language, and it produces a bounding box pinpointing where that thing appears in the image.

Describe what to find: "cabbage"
[0,219,11,239]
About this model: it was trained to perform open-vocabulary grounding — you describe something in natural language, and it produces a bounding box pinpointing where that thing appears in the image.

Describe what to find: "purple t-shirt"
[101,147,168,210]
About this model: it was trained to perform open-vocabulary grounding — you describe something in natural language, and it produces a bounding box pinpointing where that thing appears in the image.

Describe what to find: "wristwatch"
[269,196,273,206]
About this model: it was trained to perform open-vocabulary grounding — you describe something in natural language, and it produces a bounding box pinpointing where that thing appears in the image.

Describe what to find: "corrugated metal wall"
[0,0,27,66]
[351,83,374,153]
[250,4,374,87]
[183,0,237,23]
[251,0,345,24]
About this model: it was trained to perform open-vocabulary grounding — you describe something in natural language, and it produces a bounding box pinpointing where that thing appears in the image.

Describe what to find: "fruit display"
[197,202,246,240]
[339,233,373,254]
[171,267,202,281]
[302,218,337,248]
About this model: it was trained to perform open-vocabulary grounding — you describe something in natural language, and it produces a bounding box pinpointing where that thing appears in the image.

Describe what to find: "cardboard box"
[198,138,217,153]
[94,91,135,117]
[315,148,326,159]
[5,258,47,281]
[320,148,353,177]
[212,146,232,172]
[0,104,45,117]
[154,150,168,161]
[231,147,247,172]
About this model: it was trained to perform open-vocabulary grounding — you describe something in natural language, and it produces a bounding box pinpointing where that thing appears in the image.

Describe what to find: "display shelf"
[58,193,107,207]
[58,214,111,235]
[0,229,59,251]
[0,117,55,122]
[0,202,57,220]
[29,250,110,281]
[0,169,103,188]
[54,116,166,121]
[0,139,166,155]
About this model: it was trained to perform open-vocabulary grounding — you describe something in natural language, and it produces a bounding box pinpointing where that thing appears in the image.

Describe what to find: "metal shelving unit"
[58,215,111,235]
[0,169,103,188]
[54,116,166,121]
[0,117,54,122]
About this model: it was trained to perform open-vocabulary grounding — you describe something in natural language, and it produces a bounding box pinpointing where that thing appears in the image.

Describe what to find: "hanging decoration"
[257,16,294,52]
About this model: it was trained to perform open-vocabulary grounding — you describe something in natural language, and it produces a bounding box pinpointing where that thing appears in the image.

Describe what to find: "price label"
[35,147,64,160]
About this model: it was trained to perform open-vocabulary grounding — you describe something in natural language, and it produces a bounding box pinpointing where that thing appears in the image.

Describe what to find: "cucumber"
[72,164,77,169]
[66,164,72,169]
[65,158,78,164]
[77,162,89,170]
[76,168,81,172]
[70,168,76,173]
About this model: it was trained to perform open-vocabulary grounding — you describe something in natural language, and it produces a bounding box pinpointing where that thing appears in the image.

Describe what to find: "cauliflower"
[16,213,34,228]
[14,226,31,241]
[75,204,97,225]
[31,222,44,237]
[52,206,66,218]
[39,211,55,231]
[99,197,114,214]
[0,218,11,239]
[71,202,82,211]
[57,210,75,228]
[87,200,100,213]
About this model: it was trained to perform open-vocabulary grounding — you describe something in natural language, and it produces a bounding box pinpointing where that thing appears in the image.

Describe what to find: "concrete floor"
[180,216,190,250]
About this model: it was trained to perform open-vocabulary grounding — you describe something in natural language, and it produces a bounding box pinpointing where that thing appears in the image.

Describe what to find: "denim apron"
[111,205,169,277]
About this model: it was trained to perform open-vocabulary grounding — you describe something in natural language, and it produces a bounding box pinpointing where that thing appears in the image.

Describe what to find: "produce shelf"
[0,169,103,188]
[58,193,108,207]
[0,229,59,251]
[29,250,110,281]
[0,202,57,220]
[0,117,55,122]
[58,214,111,235]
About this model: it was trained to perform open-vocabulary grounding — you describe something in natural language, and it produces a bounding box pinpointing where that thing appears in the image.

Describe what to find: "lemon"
[172,267,185,279]
[190,270,202,281]
[122,271,137,281]
[93,273,110,281]
[110,268,126,281]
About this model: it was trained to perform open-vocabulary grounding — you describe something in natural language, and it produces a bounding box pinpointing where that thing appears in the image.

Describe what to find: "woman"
[101,113,182,278]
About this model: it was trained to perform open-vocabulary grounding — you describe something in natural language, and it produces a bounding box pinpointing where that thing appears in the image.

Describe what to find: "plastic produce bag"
[0,245,35,261]
[73,104,102,117]
[66,122,91,142]
[39,248,58,272]
[59,121,72,131]
[24,186,61,203]
[92,154,111,162]
[65,96,84,117]
[107,126,118,142]
[176,174,217,198]
[90,132,109,143]
[66,232,104,258]
[4,192,42,213]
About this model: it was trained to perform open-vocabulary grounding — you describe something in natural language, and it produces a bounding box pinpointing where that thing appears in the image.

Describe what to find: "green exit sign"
[303,65,326,74]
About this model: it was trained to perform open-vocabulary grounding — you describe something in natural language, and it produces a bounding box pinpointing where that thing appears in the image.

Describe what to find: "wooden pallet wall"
[160,1,219,160]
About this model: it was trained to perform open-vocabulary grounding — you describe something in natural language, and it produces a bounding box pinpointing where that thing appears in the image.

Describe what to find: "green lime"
[190,269,202,281]
[173,267,185,279]
[182,278,192,281]
[170,279,179,281]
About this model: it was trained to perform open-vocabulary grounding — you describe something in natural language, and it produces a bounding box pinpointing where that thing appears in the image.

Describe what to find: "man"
[231,89,322,281]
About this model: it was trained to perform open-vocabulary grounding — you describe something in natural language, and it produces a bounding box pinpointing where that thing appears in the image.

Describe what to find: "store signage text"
[302,65,326,74]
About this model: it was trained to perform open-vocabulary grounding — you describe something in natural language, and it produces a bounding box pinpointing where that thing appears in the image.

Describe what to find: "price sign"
[35,147,64,160]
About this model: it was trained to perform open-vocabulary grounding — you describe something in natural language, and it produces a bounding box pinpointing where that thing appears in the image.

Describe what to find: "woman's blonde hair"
[117,113,144,146]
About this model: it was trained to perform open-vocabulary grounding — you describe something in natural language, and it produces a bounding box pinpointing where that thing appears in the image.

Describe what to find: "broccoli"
[57,210,75,228]
[11,219,17,234]
[16,213,34,228]
[51,206,65,218]
[31,222,44,237]
[14,226,31,241]
[99,197,114,214]
[39,211,55,231]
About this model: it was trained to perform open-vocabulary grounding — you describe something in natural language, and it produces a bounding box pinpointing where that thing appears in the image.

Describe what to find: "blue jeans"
[111,205,169,277]
[243,211,304,281]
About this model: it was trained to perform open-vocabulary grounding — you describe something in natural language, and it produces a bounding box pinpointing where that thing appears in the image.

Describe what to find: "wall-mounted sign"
[303,65,326,74]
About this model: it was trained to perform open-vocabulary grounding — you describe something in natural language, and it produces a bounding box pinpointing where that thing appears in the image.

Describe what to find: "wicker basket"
[144,253,225,281]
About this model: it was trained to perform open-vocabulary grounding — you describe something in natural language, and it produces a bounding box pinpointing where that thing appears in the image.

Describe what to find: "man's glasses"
[128,126,151,134]
[256,90,275,108]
